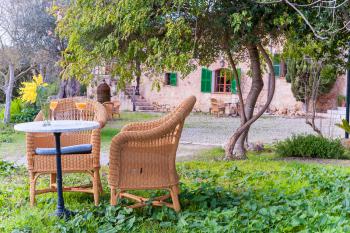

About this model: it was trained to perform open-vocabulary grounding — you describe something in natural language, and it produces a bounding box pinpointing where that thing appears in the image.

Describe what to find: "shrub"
[0,160,17,176]
[0,123,16,143]
[12,105,40,123]
[276,134,345,159]
[0,99,23,121]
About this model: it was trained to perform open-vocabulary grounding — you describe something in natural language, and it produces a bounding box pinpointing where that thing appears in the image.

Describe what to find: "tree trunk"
[4,64,15,124]
[135,60,141,95]
[225,43,276,160]
[58,77,81,98]
[231,44,264,158]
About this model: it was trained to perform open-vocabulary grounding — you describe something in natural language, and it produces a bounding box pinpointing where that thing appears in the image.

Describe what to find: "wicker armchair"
[26,97,107,206]
[103,102,114,120]
[103,101,120,120]
[111,100,120,119]
[210,98,225,117]
[109,96,196,212]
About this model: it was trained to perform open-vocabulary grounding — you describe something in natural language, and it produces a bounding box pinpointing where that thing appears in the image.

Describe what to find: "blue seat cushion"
[35,144,92,155]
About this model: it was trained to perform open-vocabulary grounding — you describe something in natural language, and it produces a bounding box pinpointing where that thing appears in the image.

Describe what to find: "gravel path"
[180,114,343,146]
[2,113,344,165]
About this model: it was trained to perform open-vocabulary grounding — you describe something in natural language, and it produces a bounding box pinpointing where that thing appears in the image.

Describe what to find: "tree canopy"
[57,0,348,159]
[57,0,294,82]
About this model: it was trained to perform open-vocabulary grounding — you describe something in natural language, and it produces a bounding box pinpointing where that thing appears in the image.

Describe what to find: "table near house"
[224,96,239,116]
[14,120,100,218]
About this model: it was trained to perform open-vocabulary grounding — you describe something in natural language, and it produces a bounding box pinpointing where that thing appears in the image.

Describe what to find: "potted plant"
[337,95,346,107]
[335,119,350,148]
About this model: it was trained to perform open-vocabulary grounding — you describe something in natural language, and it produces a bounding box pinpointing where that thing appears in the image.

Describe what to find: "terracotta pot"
[341,138,350,149]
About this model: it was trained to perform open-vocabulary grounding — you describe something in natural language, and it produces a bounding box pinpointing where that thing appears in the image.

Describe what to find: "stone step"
[137,106,155,111]
[124,86,154,112]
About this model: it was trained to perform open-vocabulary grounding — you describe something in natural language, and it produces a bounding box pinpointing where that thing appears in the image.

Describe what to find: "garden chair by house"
[111,100,121,119]
[103,100,121,120]
[210,98,225,117]
[108,96,196,212]
[26,97,107,206]
[103,102,114,120]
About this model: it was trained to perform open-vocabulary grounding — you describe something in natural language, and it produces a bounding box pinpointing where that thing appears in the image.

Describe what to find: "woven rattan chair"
[210,98,225,117]
[26,97,107,206]
[111,100,120,119]
[108,96,196,212]
[103,101,114,120]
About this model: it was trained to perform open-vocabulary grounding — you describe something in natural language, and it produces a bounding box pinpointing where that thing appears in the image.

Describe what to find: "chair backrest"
[111,100,120,114]
[112,100,120,107]
[33,97,106,147]
[103,101,113,117]
[111,96,196,188]
[53,97,96,121]
[211,98,219,112]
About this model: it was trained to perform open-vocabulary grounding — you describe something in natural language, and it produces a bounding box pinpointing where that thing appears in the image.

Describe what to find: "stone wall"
[87,59,346,115]
[316,75,346,112]
[139,59,305,114]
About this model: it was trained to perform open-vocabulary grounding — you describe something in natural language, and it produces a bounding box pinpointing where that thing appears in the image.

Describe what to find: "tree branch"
[0,70,6,78]
[14,66,32,81]
[223,32,247,124]
[225,43,276,159]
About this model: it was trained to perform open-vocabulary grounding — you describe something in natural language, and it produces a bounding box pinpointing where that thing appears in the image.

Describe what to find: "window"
[214,69,231,93]
[164,72,177,86]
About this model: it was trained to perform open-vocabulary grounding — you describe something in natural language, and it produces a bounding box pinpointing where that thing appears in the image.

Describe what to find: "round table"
[14,120,100,218]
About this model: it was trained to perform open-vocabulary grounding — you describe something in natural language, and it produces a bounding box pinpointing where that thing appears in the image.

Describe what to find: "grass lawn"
[2,150,350,232]
[2,112,350,232]
[0,112,162,162]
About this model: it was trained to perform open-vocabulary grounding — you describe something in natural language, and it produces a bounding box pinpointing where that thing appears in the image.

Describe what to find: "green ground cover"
[2,112,350,232]
[0,112,162,161]
[2,151,350,232]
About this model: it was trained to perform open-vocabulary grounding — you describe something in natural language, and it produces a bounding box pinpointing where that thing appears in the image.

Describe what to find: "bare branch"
[14,66,32,81]
[284,0,328,39]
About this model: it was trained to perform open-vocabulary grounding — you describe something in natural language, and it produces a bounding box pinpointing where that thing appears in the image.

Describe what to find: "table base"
[51,208,75,219]
[53,132,74,220]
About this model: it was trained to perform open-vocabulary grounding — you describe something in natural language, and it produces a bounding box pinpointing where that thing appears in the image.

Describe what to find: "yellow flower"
[20,81,38,104]
[19,73,48,104]
[33,74,48,87]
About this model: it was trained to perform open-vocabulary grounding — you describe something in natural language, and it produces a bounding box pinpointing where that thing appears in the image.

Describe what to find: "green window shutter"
[273,65,280,78]
[231,68,241,94]
[201,68,212,93]
[170,72,177,86]
[273,54,281,65]
[273,54,281,78]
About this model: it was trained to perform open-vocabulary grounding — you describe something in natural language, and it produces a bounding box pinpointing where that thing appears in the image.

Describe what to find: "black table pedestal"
[53,132,73,219]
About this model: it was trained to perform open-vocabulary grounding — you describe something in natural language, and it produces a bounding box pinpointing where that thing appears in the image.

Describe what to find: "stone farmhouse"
[87,56,346,116]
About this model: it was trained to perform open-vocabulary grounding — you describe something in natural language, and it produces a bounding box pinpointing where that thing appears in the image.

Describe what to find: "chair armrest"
[121,115,170,132]
[112,116,181,149]
[26,133,36,170]
[94,102,108,128]
[34,111,43,121]
[121,120,161,132]
[91,128,101,168]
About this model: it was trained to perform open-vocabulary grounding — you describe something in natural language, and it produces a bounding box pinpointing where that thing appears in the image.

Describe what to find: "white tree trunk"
[4,64,15,124]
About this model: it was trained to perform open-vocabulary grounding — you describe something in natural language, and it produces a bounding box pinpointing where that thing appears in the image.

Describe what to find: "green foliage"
[12,105,40,123]
[57,0,297,87]
[0,123,16,143]
[337,95,346,106]
[276,134,345,159]
[3,157,350,232]
[284,32,347,102]
[0,160,17,176]
[335,119,350,134]
[45,81,60,97]
[0,99,23,121]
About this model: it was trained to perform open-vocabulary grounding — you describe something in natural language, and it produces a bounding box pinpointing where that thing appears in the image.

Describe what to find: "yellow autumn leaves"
[20,74,48,104]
